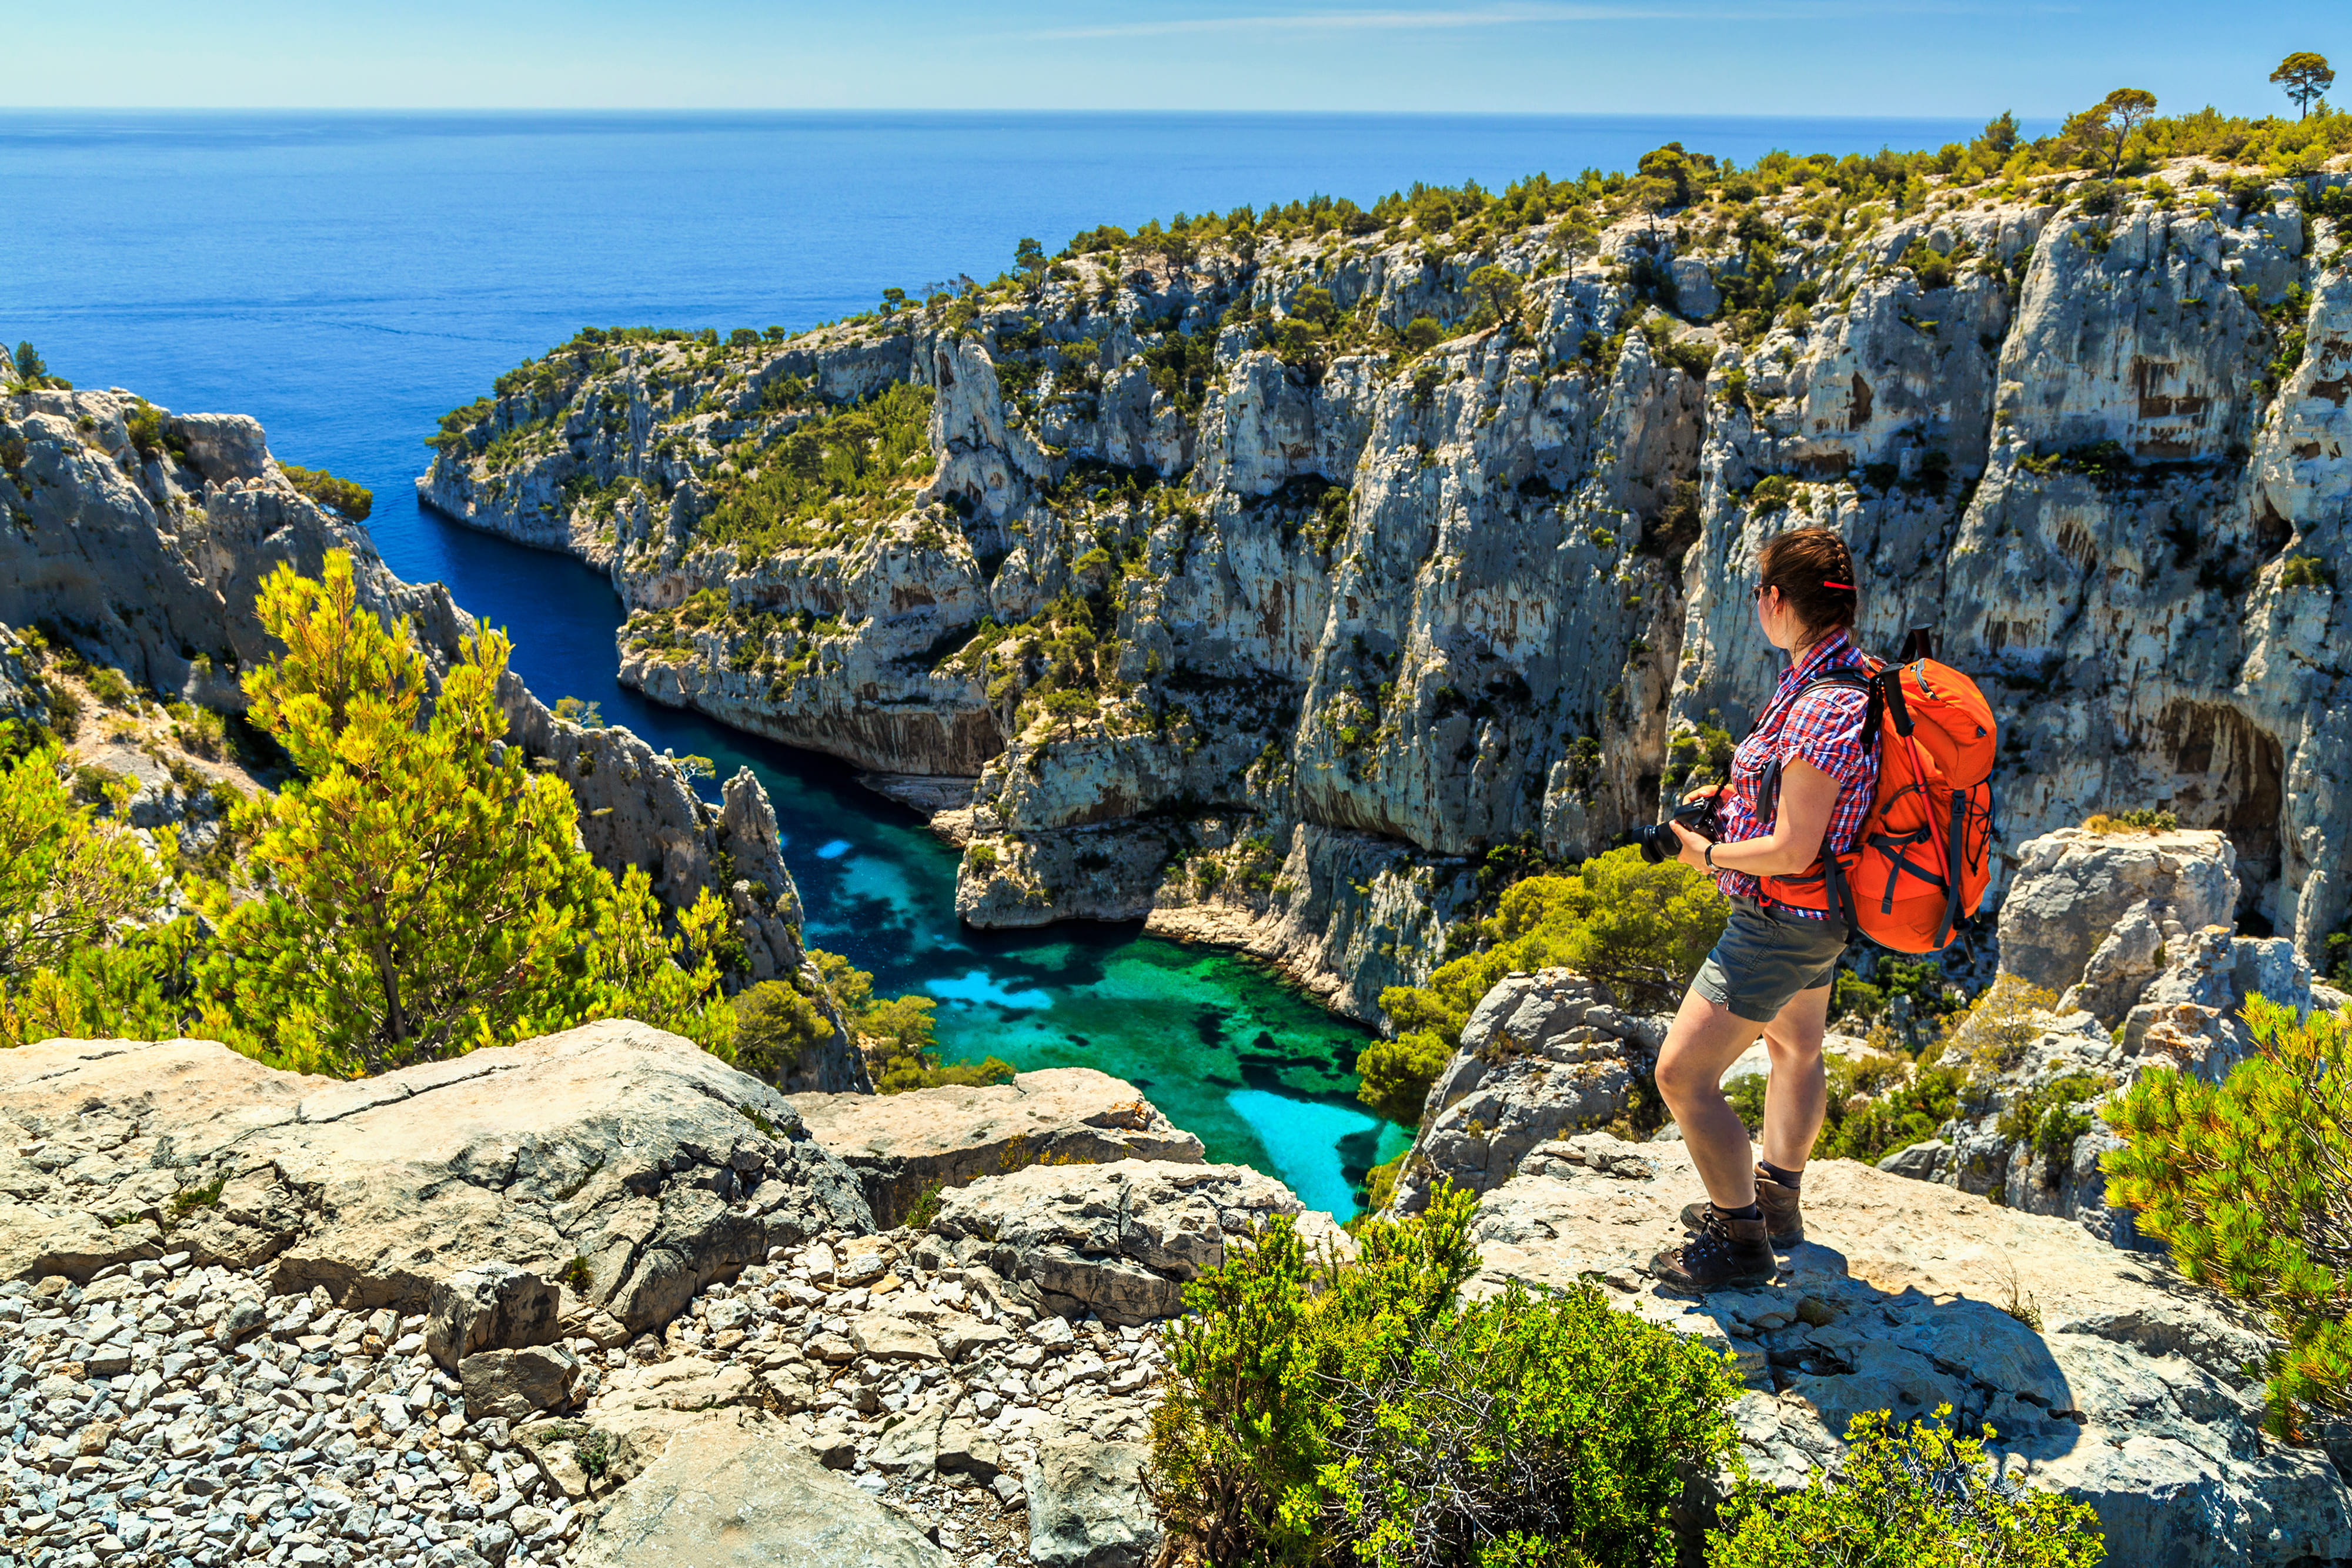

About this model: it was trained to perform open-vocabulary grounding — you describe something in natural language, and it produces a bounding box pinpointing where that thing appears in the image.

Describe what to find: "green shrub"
[125,399,188,463]
[280,463,374,522]
[1360,1149,1409,1213]
[83,666,133,708]
[1355,1030,1456,1125]
[2081,807,2177,834]
[965,841,999,875]
[1663,717,1735,791]
[1401,316,1443,354]
[2281,554,2331,589]
[731,979,837,1080]
[809,946,1015,1092]
[1709,1406,2104,1567]
[2106,997,2352,1431]
[1935,974,2059,1069]
[1727,1054,1966,1165]
[1816,1058,1966,1164]
[1149,1185,1743,1567]
[1996,1071,2111,1166]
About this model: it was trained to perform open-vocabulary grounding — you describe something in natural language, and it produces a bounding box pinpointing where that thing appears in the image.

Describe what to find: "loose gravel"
[2,1228,1166,1568]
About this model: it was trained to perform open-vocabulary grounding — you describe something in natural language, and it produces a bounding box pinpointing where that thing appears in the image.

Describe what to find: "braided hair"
[1757,527,1859,643]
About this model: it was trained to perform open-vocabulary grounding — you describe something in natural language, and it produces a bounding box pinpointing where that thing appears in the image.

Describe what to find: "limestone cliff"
[417,159,2352,1016]
[0,384,867,1089]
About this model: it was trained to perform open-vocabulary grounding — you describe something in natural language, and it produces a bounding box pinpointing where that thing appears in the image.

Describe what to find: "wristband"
[1705,842,1716,869]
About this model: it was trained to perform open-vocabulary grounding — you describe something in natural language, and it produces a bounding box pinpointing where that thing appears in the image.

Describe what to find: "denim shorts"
[1692,897,1847,1023]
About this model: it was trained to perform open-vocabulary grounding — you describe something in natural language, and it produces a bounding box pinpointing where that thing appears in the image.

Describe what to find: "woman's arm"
[1672,755,1842,876]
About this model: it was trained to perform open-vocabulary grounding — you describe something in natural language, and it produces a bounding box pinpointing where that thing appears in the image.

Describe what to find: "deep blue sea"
[0,110,1999,1211]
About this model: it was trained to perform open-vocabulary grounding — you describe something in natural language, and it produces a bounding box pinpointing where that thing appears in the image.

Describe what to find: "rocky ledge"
[0,1021,873,1335]
[787,1069,1204,1228]
[1474,1134,2347,1568]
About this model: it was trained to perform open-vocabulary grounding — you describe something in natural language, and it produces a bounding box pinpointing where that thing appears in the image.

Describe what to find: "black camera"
[1628,798,1720,865]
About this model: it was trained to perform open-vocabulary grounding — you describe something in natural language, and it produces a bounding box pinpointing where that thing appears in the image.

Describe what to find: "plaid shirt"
[1712,628,1879,917]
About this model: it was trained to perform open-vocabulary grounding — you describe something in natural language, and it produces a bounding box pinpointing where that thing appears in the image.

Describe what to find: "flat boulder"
[790,1068,1204,1226]
[573,1408,950,1567]
[928,1159,1354,1326]
[1468,1135,2349,1568]
[460,1343,579,1423]
[0,1021,873,1335]
[1026,1438,1161,1568]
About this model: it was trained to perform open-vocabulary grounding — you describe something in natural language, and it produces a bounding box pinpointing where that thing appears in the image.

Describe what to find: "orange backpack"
[1754,628,1997,954]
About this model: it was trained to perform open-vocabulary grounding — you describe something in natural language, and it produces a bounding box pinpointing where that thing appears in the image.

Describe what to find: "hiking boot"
[1651,1205,1776,1293]
[1680,1167,1804,1246]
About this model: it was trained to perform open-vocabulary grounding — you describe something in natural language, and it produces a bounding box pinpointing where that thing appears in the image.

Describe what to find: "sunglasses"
[1751,583,1778,601]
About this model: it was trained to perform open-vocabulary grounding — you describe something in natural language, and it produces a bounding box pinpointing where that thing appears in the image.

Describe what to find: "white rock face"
[0,1022,873,1330]
[408,170,2352,1014]
[789,1069,1205,1226]
[1890,825,2329,1243]
[926,1159,1355,1326]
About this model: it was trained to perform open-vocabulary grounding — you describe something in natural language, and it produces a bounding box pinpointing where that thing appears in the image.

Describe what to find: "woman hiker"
[1647,527,1880,1293]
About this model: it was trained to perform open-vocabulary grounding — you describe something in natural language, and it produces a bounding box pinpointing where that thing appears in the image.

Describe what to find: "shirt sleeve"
[1780,687,1874,788]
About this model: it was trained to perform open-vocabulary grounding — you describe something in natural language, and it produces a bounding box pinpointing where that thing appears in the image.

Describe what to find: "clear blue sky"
[6,1,2341,117]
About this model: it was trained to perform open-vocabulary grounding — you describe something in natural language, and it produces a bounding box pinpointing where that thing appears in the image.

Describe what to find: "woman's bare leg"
[1757,983,1832,1173]
[1653,985,1770,1208]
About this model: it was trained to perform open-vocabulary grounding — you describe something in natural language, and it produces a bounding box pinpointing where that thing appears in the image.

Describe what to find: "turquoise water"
[1,109,2000,1208]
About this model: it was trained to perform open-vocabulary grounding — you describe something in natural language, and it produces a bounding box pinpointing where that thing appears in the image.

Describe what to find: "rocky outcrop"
[0,1021,873,1330]
[1997,827,2241,1025]
[1876,826,2337,1242]
[1472,1135,2350,1568]
[923,1159,1355,1326]
[415,165,2352,1014]
[788,1069,1204,1226]
[1387,968,1662,1213]
[0,383,859,1071]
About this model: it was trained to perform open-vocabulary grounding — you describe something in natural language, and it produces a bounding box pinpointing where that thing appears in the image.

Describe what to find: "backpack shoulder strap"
[1754,667,1883,827]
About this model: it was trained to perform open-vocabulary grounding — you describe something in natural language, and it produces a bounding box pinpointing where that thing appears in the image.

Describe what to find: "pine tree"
[193,551,733,1075]
[2106,997,2352,1433]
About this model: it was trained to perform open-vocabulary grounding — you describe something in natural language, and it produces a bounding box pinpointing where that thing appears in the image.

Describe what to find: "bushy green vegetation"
[1364,849,1726,1124]
[1710,1406,2105,1567]
[0,554,737,1072]
[192,554,734,1074]
[2081,807,2179,834]
[1729,1052,1966,1167]
[1720,972,2065,1168]
[0,731,165,1044]
[696,381,935,554]
[2107,997,2352,1433]
[1150,1185,1743,1567]
[123,400,190,464]
[810,948,1014,1092]
[279,463,374,522]
[6,342,70,393]
[730,978,840,1082]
